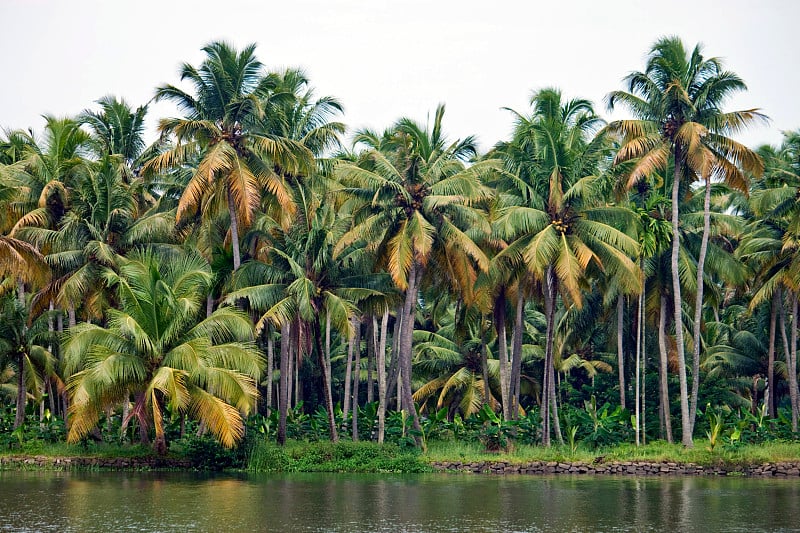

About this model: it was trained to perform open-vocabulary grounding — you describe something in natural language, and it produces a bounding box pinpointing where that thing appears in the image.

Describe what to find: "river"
[1,471,798,532]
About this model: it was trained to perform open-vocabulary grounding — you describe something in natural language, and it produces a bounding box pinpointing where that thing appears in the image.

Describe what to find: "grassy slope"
[423,439,800,466]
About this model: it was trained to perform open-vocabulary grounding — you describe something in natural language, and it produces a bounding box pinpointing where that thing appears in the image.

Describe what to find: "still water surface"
[1,471,798,532]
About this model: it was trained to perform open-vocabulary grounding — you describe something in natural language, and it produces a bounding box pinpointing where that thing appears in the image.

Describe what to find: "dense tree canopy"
[1,37,798,455]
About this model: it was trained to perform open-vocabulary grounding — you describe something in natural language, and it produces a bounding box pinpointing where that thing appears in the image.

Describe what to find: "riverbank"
[0,454,191,471]
[430,459,800,476]
[4,452,800,477]
[4,439,800,476]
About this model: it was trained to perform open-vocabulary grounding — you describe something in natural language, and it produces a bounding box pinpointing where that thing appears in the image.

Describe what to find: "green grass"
[5,437,800,472]
[0,441,159,459]
[248,440,433,473]
[422,439,800,467]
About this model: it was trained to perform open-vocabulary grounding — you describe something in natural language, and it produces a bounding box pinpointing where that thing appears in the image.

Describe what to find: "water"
[0,471,798,532]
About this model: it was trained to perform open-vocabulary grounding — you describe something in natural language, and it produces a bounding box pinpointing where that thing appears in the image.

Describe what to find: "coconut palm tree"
[79,95,148,168]
[493,88,641,445]
[63,249,263,453]
[336,105,497,440]
[145,41,312,271]
[411,300,503,419]
[739,130,800,429]
[607,36,765,444]
[17,155,177,322]
[0,293,58,429]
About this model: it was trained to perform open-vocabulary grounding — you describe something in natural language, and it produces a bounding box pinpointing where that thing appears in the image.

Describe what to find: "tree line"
[1,36,798,453]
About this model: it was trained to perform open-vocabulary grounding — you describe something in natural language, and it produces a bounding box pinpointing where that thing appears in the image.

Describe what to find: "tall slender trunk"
[314,317,338,442]
[617,295,626,409]
[510,283,524,420]
[47,380,55,420]
[68,304,76,329]
[227,187,241,271]
[398,261,423,441]
[635,287,643,446]
[120,389,130,440]
[343,320,355,420]
[206,293,214,318]
[287,344,294,409]
[542,267,556,446]
[658,294,673,443]
[386,307,402,410]
[494,290,511,420]
[767,292,778,417]
[15,350,25,429]
[790,292,799,433]
[689,176,712,433]
[481,317,490,407]
[55,307,64,422]
[14,282,26,429]
[352,319,361,441]
[641,328,647,446]
[266,335,274,417]
[671,150,692,446]
[277,322,290,445]
[324,313,332,417]
[377,311,389,443]
[45,300,54,422]
[778,289,798,432]
[367,317,375,404]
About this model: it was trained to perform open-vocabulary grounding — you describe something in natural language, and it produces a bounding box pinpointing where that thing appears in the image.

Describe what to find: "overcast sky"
[1,1,796,153]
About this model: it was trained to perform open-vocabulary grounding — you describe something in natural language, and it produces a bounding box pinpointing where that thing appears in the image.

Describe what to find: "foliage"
[248,440,432,473]
[0,37,798,459]
[568,395,632,448]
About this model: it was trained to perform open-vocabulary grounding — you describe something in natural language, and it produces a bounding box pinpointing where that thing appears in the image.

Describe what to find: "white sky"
[1,1,797,153]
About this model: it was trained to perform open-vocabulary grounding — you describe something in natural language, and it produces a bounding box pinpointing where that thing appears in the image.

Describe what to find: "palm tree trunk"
[689,176,712,434]
[15,350,25,429]
[367,317,375,404]
[278,322,290,445]
[287,344,294,409]
[617,295,626,409]
[542,266,556,446]
[790,292,799,433]
[45,300,54,422]
[343,320,355,421]
[658,293,673,443]
[47,380,55,420]
[129,390,150,445]
[266,335,274,417]
[671,151,692,447]
[227,188,241,271]
[778,288,798,432]
[510,283,524,420]
[635,288,643,446]
[14,281,26,429]
[314,317,339,442]
[398,261,423,442]
[386,306,402,409]
[352,319,361,441]
[493,290,511,420]
[481,317,490,407]
[641,329,647,446]
[768,292,778,417]
[377,311,389,443]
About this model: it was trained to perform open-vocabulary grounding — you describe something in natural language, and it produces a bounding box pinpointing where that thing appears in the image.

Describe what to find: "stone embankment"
[431,460,800,477]
[0,455,191,470]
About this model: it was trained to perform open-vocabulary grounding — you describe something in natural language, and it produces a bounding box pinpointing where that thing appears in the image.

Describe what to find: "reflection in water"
[0,471,798,532]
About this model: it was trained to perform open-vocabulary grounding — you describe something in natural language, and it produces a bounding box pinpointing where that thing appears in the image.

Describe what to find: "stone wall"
[431,460,800,477]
